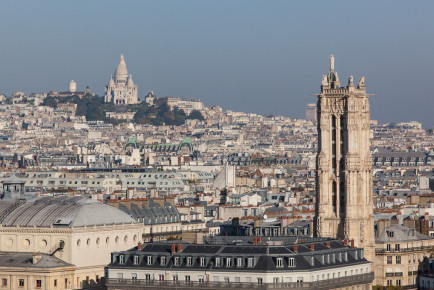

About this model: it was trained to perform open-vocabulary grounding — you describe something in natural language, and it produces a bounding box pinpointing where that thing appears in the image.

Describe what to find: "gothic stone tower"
[314,55,375,262]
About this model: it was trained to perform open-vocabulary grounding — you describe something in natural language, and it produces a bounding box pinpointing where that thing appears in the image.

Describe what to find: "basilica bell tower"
[314,55,375,262]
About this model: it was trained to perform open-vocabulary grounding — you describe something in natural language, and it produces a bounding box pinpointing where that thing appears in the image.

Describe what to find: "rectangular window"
[199,275,205,282]
[187,257,193,266]
[276,258,283,267]
[54,279,57,287]
[395,244,400,252]
[386,244,391,251]
[224,277,229,283]
[185,275,190,282]
[131,273,137,281]
[147,256,152,265]
[247,258,253,267]
[119,255,125,264]
[387,256,392,264]
[396,256,401,264]
[145,274,151,281]
[237,257,243,267]
[257,278,263,284]
[387,280,392,286]
[159,275,164,281]
[226,257,232,267]
[174,257,180,266]
[172,275,178,281]
[215,257,221,267]
[134,256,139,265]
[1,279,7,286]
[161,256,166,266]
[200,257,206,266]
[19,279,24,287]
[36,280,42,288]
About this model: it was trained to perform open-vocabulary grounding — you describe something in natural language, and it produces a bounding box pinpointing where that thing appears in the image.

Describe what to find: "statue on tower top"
[330,54,335,71]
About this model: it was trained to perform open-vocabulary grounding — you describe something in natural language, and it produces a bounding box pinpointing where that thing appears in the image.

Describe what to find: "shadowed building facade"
[314,55,375,262]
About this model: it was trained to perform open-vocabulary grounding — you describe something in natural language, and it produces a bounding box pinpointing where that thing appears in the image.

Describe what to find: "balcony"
[106,272,374,290]
[375,246,432,254]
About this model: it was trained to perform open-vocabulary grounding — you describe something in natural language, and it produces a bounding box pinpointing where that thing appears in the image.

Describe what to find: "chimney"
[137,242,142,250]
[253,237,257,246]
[351,239,354,249]
[33,252,42,264]
[344,240,348,246]
[310,244,315,251]
[326,242,331,248]
[171,243,176,255]
[177,242,182,253]
[293,243,298,253]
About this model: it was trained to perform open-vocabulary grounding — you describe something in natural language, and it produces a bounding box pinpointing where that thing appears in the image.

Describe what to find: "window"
[396,256,401,264]
[161,256,166,266]
[226,257,232,267]
[247,257,253,267]
[276,257,283,267]
[19,279,24,287]
[387,280,392,286]
[257,278,263,284]
[273,277,280,284]
[173,275,178,281]
[237,257,243,267]
[396,279,401,286]
[386,230,394,238]
[119,255,125,264]
[395,244,400,252]
[224,277,229,283]
[1,279,7,286]
[386,244,391,251]
[131,274,137,281]
[185,275,190,282]
[159,275,164,281]
[54,279,57,287]
[387,256,392,264]
[145,274,151,281]
[134,256,139,265]
[199,275,205,282]
[36,280,42,288]
[174,257,180,266]
[200,257,206,266]
[187,257,193,266]
[147,256,152,265]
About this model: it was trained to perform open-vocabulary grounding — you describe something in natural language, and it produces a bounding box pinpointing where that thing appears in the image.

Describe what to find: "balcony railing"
[375,246,433,254]
[106,272,374,289]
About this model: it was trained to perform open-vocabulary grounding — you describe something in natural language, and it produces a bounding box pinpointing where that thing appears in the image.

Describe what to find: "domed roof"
[114,54,128,81]
[0,195,136,228]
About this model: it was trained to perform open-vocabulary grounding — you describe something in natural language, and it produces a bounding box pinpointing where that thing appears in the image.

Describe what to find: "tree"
[42,96,57,108]
[188,110,204,120]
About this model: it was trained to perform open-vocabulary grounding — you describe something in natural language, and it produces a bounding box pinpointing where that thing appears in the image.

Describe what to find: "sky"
[0,1,433,128]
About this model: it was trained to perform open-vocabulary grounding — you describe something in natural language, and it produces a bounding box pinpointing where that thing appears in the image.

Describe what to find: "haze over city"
[0,0,433,127]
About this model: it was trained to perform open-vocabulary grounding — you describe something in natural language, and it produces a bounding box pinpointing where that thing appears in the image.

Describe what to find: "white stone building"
[104,54,139,105]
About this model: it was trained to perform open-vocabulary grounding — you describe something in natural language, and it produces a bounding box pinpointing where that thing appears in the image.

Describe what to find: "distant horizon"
[0,1,433,128]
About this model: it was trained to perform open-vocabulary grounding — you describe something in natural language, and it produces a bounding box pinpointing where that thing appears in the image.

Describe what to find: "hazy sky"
[0,1,433,127]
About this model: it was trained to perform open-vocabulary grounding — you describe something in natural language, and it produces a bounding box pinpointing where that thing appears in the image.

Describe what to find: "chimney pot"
[137,242,142,250]
[326,242,331,247]
[351,239,354,249]
[293,243,298,253]
[344,240,348,246]
[310,244,314,251]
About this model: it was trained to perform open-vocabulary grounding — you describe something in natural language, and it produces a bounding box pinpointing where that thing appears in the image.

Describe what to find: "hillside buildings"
[104,54,139,105]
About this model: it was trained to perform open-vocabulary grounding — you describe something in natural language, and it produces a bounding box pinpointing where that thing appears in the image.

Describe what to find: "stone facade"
[314,55,375,262]
[104,54,139,105]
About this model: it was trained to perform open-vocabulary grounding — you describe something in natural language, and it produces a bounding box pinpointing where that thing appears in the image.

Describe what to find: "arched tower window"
[332,116,337,173]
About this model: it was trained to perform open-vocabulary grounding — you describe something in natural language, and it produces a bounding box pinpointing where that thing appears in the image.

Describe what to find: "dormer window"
[119,255,125,264]
[134,256,139,265]
[147,256,152,265]
[288,257,295,267]
[174,257,180,266]
[237,258,243,267]
[161,256,166,266]
[215,257,221,267]
[276,258,283,267]
[247,258,253,268]
[226,257,232,267]
[386,231,394,238]
[200,257,206,267]
[187,257,193,266]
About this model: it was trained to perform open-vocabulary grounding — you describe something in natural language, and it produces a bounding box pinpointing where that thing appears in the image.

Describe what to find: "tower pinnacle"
[330,54,335,71]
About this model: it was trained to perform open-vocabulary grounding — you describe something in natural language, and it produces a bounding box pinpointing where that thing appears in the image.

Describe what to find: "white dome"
[114,54,128,81]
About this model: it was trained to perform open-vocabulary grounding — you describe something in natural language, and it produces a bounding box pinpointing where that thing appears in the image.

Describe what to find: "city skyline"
[0,1,433,128]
